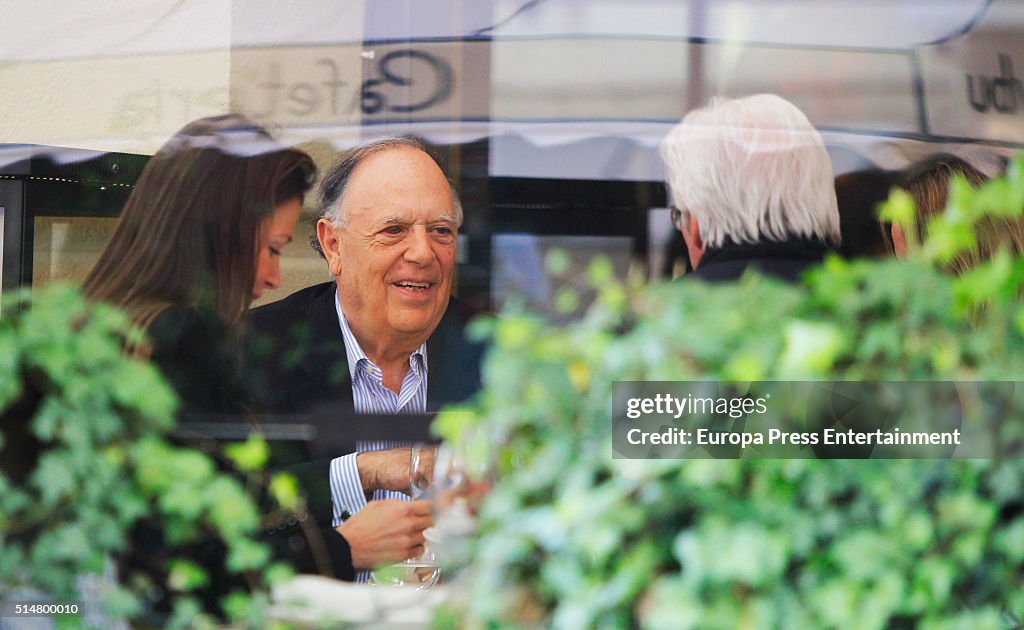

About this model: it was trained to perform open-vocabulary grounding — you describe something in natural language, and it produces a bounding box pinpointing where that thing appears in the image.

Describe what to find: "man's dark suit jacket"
[688,237,832,283]
[244,281,485,580]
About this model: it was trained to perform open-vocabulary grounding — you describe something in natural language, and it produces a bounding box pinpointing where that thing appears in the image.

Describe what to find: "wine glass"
[367,543,441,590]
[423,443,481,569]
[408,442,436,498]
[369,444,441,589]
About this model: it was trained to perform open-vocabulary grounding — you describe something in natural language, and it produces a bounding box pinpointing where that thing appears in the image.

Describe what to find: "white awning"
[1,0,1020,180]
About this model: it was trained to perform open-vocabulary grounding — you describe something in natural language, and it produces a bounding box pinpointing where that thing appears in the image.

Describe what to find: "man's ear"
[317,219,344,276]
[682,214,705,270]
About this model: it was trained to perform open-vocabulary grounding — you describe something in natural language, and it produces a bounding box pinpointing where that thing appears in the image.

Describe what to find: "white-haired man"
[660,94,841,281]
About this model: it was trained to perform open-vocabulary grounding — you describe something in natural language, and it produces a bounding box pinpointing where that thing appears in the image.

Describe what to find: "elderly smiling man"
[247,136,483,581]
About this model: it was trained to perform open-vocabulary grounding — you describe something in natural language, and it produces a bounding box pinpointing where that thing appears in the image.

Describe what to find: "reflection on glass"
[32,216,118,287]
[491,233,632,321]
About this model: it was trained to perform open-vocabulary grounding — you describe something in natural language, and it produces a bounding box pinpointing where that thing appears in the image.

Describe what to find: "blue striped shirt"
[328,292,427,580]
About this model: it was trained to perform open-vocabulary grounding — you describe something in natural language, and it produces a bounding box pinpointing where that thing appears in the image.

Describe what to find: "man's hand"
[357,446,436,494]
[335,499,433,569]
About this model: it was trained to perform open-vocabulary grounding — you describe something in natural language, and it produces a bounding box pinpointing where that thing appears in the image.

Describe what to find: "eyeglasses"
[669,205,684,231]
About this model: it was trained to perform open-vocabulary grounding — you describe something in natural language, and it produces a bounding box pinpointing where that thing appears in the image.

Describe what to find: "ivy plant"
[437,155,1024,629]
[0,284,292,629]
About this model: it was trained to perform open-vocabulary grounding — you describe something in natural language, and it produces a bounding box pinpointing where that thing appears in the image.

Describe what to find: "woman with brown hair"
[77,115,315,620]
[83,114,315,415]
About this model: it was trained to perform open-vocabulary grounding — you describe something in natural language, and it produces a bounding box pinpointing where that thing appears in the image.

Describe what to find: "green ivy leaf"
[225,538,271,573]
[203,477,260,539]
[587,256,615,286]
[554,287,580,315]
[32,451,77,506]
[268,473,300,511]
[779,320,845,377]
[264,562,296,586]
[545,248,571,276]
[167,559,209,592]
[224,433,269,473]
[879,188,918,249]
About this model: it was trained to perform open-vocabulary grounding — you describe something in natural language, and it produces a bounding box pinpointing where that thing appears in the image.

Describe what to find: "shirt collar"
[334,290,427,382]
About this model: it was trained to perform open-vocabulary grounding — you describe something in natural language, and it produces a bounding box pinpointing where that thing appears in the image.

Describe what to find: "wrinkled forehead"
[344,147,455,223]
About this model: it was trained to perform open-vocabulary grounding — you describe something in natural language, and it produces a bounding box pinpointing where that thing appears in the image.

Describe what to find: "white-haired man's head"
[660,94,840,266]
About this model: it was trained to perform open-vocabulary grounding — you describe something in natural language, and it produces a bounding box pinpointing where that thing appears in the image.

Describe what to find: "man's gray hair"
[660,94,841,248]
[310,135,463,257]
